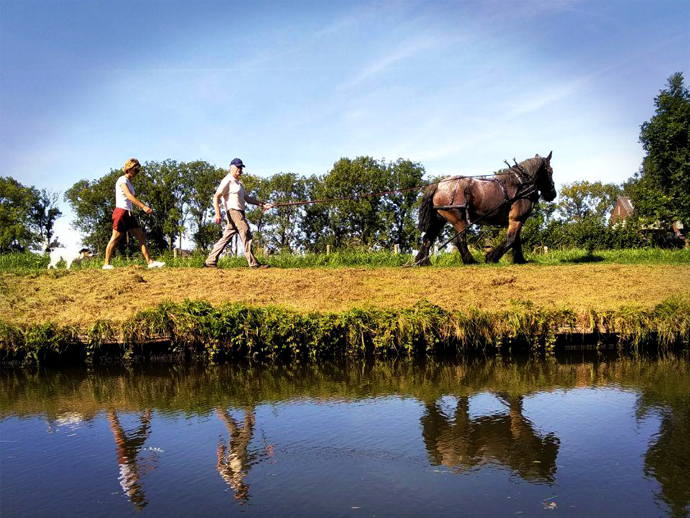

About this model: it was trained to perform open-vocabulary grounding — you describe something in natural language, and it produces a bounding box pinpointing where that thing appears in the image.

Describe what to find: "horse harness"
[432,166,539,224]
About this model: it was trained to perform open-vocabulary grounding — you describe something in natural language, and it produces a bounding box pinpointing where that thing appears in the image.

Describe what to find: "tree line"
[1,72,688,256]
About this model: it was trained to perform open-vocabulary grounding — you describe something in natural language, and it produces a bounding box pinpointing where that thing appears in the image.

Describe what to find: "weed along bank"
[1,262,689,365]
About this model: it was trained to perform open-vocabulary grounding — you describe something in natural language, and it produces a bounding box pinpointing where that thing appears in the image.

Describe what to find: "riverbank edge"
[1,298,688,365]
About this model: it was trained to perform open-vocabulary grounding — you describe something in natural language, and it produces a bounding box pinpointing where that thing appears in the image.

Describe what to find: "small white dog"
[47,247,92,269]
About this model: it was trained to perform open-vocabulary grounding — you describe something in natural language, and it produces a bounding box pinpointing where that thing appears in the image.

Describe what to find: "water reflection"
[421,394,559,482]
[108,410,156,510]
[1,354,689,517]
[643,397,690,517]
[215,407,255,503]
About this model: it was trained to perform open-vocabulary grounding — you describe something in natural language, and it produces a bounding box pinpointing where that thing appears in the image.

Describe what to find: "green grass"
[1,247,688,273]
[2,297,689,365]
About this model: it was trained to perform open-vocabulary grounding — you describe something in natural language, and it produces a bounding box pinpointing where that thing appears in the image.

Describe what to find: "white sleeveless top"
[115,175,134,211]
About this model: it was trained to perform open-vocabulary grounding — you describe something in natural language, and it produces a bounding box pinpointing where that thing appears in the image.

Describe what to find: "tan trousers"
[205,210,259,267]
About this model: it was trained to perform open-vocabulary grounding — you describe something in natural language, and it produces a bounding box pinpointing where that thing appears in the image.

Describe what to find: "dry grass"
[2,264,688,328]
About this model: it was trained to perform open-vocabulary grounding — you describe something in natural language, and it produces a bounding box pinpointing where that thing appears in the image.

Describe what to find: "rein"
[267,163,538,210]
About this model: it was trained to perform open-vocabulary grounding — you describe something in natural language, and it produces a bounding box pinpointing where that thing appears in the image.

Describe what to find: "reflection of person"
[103,158,165,270]
[216,407,256,503]
[107,410,154,510]
[421,394,559,482]
[204,158,273,269]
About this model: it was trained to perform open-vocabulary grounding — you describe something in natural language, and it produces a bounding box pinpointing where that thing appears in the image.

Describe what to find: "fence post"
[326,245,331,255]
[394,244,400,254]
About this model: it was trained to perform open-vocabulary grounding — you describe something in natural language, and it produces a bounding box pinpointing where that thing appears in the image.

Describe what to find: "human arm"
[244,192,274,210]
[120,182,153,214]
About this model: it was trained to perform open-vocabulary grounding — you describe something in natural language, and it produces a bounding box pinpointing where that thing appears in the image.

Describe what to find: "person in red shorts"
[102,158,165,270]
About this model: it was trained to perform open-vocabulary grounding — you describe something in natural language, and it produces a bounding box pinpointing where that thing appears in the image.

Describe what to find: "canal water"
[1,353,689,518]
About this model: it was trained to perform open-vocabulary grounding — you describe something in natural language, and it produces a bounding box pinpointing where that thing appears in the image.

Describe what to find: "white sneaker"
[148,261,165,268]
[102,264,114,270]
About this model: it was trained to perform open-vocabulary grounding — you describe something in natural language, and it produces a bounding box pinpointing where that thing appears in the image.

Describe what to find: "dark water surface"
[1,353,689,518]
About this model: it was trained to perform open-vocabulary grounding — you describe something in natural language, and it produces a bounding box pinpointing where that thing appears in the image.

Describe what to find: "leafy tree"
[320,156,389,250]
[254,173,308,253]
[65,170,122,254]
[379,159,425,251]
[557,181,622,223]
[300,174,330,252]
[628,72,690,226]
[185,161,226,251]
[0,177,63,252]
[139,160,188,251]
[31,189,62,246]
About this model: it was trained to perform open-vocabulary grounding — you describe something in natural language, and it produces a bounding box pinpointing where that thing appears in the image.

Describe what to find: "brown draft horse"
[415,152,556,265]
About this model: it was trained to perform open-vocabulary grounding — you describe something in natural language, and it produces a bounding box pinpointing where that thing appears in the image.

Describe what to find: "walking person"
[102,158,165,270]
[205,158,273,269]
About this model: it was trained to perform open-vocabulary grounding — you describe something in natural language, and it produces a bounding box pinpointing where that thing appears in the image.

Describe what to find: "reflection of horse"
[107,410,154,511]
[415,153,556,265]
[216,407,257,504]
[421,395,559,482]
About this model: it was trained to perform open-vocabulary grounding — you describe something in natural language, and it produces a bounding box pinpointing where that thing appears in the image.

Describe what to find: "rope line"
[268,170,523,209]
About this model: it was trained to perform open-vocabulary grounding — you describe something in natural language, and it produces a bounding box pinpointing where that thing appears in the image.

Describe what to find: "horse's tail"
[418,183,440,233]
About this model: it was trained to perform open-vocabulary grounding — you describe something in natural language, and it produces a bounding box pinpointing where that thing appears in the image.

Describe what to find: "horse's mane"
[495,157,544,190]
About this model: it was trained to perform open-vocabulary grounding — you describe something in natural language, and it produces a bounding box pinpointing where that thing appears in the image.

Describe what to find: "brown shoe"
[250,264,270,269]
[204,263,218,269]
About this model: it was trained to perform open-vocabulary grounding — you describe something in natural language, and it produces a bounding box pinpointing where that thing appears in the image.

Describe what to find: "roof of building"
[617,196,634,214]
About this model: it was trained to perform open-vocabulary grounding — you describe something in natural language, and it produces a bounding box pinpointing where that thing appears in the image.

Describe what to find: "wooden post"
[326,245,331,255]
[394,244,400,254]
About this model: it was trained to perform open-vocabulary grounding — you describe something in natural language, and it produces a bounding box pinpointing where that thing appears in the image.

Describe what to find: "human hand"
[143,206,153,214]
[215,214,222,224]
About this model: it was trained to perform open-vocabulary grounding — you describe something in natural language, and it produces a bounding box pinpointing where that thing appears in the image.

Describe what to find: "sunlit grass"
[2,247,688,273]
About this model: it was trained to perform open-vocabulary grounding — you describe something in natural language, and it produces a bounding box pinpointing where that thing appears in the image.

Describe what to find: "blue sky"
[1,0,688,247]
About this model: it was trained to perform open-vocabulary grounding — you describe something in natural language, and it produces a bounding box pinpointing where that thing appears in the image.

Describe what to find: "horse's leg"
[449,218,477,264]
[512,232,526,264]
[415,217,445,266]
[486,219,523,263]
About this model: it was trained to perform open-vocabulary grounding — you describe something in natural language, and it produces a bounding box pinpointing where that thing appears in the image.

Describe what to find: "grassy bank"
[2,250,688,364]
[2,297,689,365]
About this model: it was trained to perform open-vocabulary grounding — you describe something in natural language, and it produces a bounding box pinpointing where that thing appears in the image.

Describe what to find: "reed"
[1,297,688,366]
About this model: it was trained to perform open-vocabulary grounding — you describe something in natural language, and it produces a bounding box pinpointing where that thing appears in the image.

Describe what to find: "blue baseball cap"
[230,158,245,169]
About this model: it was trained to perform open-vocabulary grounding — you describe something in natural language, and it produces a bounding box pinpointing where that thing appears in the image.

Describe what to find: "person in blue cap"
[204,158,273,269]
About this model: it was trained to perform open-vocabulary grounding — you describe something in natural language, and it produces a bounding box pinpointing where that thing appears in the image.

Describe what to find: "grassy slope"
[2,263,688,328]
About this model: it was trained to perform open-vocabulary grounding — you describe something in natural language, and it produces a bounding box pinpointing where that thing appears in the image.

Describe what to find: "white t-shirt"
[115,175,134,211]
[216,174,247,211]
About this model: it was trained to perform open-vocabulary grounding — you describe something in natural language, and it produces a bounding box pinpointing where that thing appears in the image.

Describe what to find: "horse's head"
[535,151,556,201]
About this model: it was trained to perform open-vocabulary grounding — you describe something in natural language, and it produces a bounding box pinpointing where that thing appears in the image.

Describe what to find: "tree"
[185,161,226,251]
[628,72,690,226]
[320,157,389,250]
[32,189,62,246]
[557,181,622,223]
[379,159,425,251]
[0,177,62,252]
[65,171,122,254]
[252,173,308,253]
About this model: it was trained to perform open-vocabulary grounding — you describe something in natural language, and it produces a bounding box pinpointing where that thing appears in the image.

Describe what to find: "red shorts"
[112,208,140,232]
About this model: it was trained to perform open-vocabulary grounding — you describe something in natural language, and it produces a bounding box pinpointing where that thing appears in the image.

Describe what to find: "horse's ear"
[546,151,552,161]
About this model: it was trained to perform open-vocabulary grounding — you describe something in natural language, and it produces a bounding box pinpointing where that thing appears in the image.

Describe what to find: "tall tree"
[65,171,122,254]
[628,72,690,225]
[320,156,388,249]
[379,159,425,251]
[185,161,226,251]
[0,177,40,252]
[557,181,622,223]
[32,189,62,245]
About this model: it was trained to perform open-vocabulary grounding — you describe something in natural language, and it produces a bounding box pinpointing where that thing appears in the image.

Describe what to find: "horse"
[415,152,556,265]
